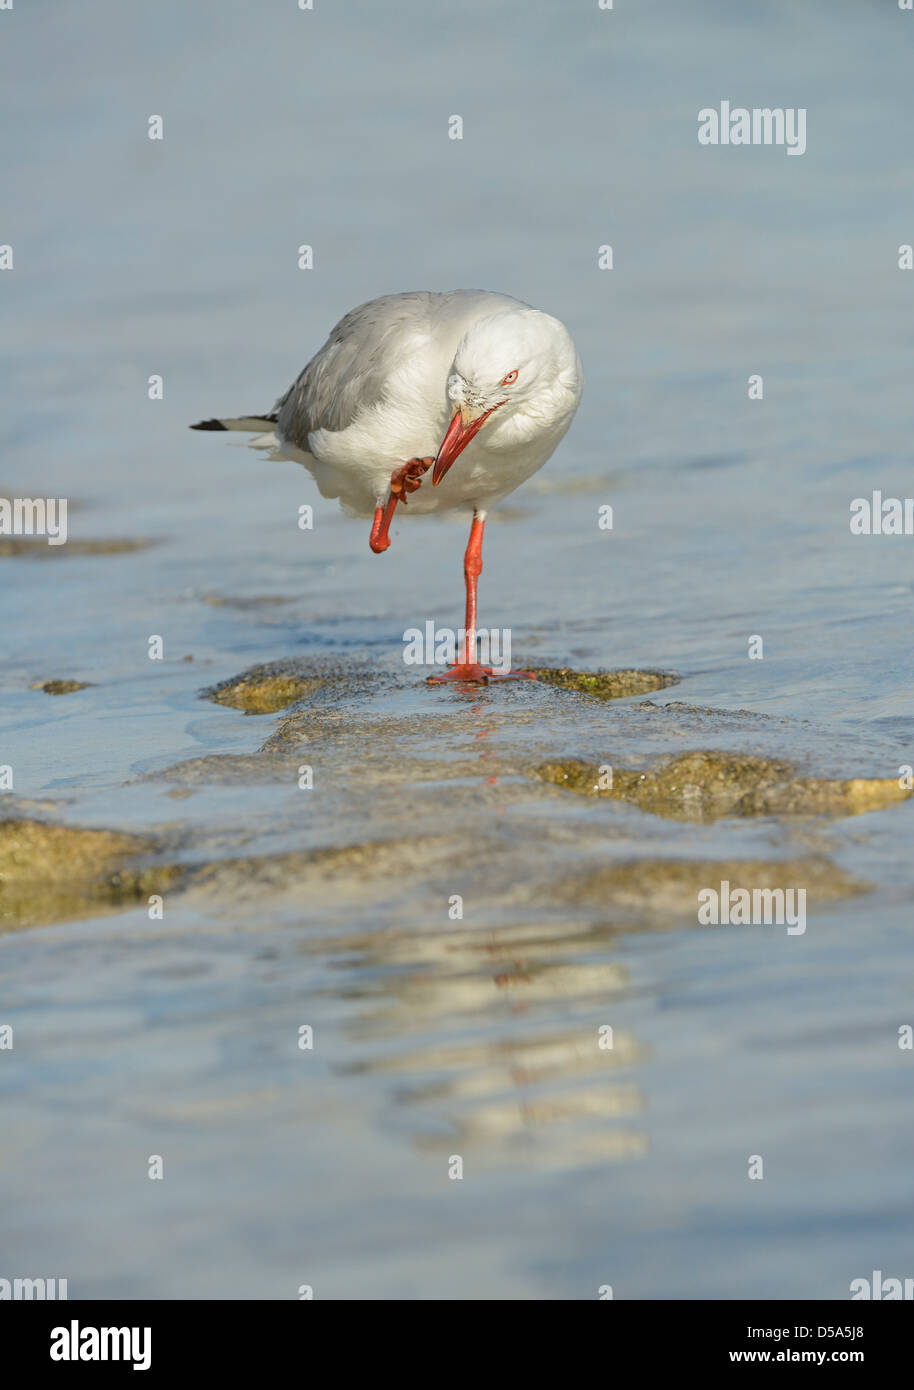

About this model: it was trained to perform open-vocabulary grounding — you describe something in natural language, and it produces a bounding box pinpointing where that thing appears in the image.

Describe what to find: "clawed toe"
[389,456,434,507]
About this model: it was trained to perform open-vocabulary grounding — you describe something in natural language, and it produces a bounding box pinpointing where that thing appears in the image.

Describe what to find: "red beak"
[432,406,498,485]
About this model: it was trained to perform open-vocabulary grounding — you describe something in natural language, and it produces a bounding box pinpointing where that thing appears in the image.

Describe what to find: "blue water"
[1,0,913,1299]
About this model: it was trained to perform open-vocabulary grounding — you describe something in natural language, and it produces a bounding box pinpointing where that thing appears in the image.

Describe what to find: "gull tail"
[190,412,278,432]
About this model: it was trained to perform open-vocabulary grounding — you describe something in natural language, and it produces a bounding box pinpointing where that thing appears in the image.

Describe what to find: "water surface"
[1,0,912,1299]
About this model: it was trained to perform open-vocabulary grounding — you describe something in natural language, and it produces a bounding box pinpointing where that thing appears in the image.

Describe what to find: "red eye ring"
[501,369,519,386]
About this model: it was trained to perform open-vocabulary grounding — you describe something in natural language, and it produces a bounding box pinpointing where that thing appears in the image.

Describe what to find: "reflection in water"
[333,916,650,1168]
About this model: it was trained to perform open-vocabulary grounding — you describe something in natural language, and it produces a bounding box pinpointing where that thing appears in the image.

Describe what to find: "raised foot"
[427,664,538,686]
[390,456,434,503]
[369,457,435,554]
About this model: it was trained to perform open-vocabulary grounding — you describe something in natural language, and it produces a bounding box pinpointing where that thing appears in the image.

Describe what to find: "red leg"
[427,511,537,685]
[461,510,484,664]
[369,495,397,554]
[368,457,434,554]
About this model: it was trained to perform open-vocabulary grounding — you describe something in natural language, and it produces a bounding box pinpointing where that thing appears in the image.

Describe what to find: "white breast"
[275,290,582,518]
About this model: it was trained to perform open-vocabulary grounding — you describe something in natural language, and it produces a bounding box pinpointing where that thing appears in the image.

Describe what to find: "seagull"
[191,290,583,683]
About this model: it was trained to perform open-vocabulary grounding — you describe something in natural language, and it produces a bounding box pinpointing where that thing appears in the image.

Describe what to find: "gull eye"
[501,369,519,386]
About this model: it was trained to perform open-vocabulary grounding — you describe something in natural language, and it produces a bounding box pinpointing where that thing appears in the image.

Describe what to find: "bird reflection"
[329,916,650,1169]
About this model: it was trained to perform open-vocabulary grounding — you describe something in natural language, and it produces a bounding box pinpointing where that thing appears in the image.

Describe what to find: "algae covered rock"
[536,750,912,822]
[30,679,94,695]
[0,537,152,558]
[0,818,179,930]
[532,667,680,701]
[736,777,911,817]
[204,662,323,715]
[558,854,866,919]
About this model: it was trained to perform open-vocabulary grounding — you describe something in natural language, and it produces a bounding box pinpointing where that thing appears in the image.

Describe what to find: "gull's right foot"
[389,456,434,505]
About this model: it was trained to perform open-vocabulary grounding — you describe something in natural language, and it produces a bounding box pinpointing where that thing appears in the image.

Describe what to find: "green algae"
[205,663,323,714]
[30,679,94,695]
[532,667,680,700]
[536,750,912,822]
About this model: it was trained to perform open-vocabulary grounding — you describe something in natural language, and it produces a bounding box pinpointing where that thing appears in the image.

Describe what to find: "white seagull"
[192,289,583,682]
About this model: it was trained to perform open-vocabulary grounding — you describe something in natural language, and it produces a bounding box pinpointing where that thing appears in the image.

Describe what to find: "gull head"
[433,306,581,484]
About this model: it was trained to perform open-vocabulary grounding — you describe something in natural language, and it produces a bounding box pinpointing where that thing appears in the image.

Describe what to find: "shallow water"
[2,0,913,1298]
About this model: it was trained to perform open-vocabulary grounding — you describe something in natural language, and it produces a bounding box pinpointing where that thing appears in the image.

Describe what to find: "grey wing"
[274,291,440,450]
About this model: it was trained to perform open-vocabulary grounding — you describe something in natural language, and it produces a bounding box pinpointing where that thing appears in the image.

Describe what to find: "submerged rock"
[736,777,911,817]
[201,593,295,609]
[30,679,94,695]
[532,667,680,700]
[558,854,866,918]
[0,818,179,930]
[204,662,323,715]
[0,538,152,558]
[536,750,912,821]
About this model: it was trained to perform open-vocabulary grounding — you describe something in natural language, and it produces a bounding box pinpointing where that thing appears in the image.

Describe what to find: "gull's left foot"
[427,664,537,685]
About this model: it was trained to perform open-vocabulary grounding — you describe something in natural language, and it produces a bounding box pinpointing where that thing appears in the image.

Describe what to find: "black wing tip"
[190,418,228,431]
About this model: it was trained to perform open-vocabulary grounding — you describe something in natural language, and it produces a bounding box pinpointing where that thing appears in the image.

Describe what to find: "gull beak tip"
[433,405,495,486]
